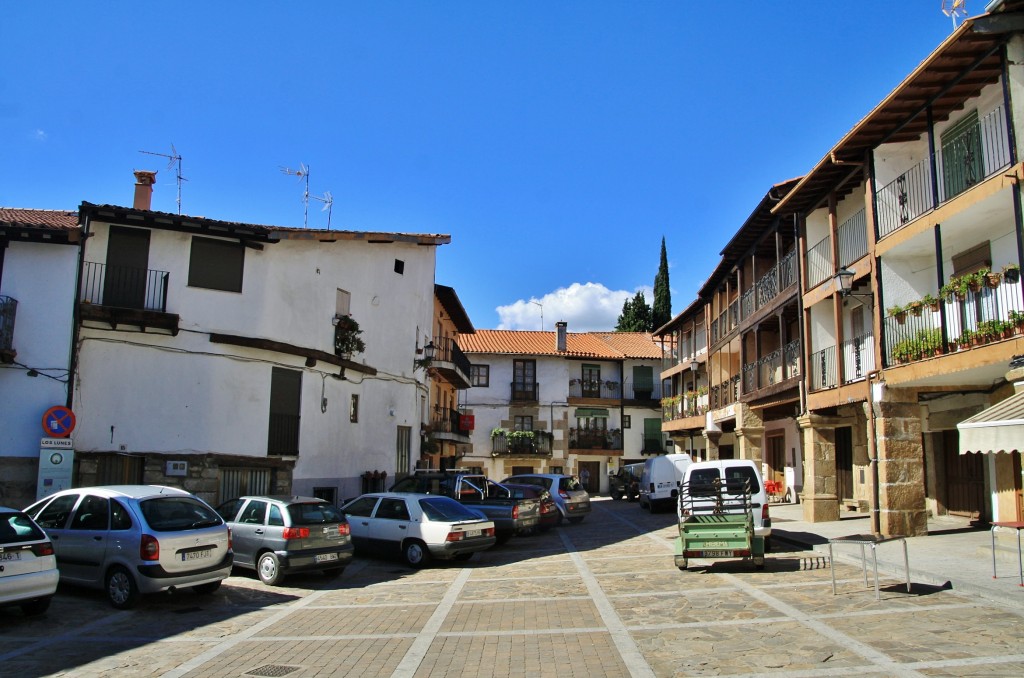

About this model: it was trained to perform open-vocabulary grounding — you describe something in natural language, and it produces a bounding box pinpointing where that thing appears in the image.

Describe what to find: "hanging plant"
[333,315,366,358]
[1003,263,1020,284]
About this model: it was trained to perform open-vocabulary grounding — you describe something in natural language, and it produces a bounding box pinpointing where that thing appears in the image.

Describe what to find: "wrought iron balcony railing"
[838,209,868,268]
[568,379,621,399]
[491,430,553,456]
[0,295,16,353]
[80,261,169,312]
[622,378,661,401]
[431,335,471,378]
[431,407,471,436]
[876,105,1010,239]
[842,332,874,383]
[569,428,622,451]
[510,381,539,402]
[806,234,832,289]
[809,345,837,392]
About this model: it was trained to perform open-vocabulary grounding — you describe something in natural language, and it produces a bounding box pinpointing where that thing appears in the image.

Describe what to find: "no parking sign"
[41,406,76,438]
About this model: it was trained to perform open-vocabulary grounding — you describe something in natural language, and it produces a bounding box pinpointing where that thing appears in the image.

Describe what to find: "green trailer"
[674,478,765,571]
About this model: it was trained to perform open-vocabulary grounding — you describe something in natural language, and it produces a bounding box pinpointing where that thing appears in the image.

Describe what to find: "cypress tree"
[652,236,671,330]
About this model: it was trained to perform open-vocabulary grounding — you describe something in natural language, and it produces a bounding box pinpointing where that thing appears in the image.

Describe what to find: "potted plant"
[1009,309,1024,331]
[983,268,1002,289]
[887,304,908,324]
[907,299,924,317]
[967,270,985,293]
[922,293,940,312]
[333,315,366,358]
[958,329,975,349]
[1003,262,1021,284]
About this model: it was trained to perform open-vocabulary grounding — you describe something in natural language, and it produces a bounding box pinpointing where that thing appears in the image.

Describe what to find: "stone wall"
[0,457,40,509]
[875,396,928,536]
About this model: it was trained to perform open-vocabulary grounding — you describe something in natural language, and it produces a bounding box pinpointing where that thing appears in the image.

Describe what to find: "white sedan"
[340,492,496,567]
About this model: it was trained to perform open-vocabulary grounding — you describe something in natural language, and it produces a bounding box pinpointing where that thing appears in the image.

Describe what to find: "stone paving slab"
[414,632,629,678]
[597,570,728,594]
[585,554,675,574]
[181,637,414,678]
[259,604,435,636]
[467,557,580,579]
[315,584,448,606]
[613,591,781,626]
[459,575,589,600]
[633,622,868,676]
[828,605,1024,664]
[1,639,219,677]
[439,599,602,633]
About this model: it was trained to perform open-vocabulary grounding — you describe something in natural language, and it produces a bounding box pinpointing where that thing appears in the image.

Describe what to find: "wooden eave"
[209,333,378,376]
[81,202,276,245]
[435,284,475,333]
[270,230,451,246]
[772,16,1013,217]
[0,224,80,245]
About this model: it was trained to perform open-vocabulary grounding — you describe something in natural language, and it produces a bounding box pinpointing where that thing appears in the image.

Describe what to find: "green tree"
[652,236,671,330]
[616,291,652,332]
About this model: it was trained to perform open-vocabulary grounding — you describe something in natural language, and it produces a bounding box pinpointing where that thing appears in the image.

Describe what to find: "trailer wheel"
[753,556,765,570]
[674,555,688,571]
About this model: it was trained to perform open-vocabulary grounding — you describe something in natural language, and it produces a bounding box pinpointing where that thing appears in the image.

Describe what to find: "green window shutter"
[633,365,653,390]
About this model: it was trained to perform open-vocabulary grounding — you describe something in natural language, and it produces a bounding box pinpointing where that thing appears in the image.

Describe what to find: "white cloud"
[496,282,653,332]
[33,129,47,141]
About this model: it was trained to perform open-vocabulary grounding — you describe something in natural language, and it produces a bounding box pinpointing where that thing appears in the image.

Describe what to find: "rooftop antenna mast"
[942,0,968,30]
[311,190,334,230]
[280,162,310,228]
[139,144,186,213]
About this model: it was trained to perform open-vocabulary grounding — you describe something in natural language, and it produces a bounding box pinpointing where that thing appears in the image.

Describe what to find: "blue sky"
[1,2,966,331]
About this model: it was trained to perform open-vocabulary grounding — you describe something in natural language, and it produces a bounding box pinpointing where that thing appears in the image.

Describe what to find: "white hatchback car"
[25,485,232,608]
[0,507,60,616]
[340,492,496,567]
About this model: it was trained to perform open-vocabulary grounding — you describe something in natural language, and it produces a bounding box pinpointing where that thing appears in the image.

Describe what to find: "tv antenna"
[280,162,311,228]
[280,162,333,229]
[942,0,967,29]
[139,144,186,213]
[311,190,334,230]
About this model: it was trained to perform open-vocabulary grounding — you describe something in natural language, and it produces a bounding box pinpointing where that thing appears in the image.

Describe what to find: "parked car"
[500,474,591,524]
[24,485,232,609]
[390,471,539,542]
[0,507,59,616]
[340,492,496,567]
[609,463,644,501]
[500,483,558,532]
[215,495,354,585]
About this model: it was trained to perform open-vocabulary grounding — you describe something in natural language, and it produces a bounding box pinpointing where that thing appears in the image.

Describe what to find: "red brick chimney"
[133,170,157,210]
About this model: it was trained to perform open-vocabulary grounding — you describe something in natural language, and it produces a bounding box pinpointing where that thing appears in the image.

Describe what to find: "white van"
[678,459,772,546]
[639,453,693,512]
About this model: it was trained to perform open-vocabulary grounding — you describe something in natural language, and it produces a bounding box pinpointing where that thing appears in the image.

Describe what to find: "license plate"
[182,548,213,562]
[702,541,728,548]
[314,552,338,563]
[464,530,481,538]
[701,550,734,558]
[324,527,340,538]
[0,552,22,562]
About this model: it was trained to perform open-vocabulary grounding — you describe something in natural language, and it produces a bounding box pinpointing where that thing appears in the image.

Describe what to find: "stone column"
[875,392,928,536]
[735,403,764,466]
[702,429,721,460]
[797,412,842,522]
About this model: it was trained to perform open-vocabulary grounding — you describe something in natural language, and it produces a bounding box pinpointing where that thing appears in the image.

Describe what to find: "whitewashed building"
[0,209,81,507]
[70,172,448,505]
[456,323,665,494]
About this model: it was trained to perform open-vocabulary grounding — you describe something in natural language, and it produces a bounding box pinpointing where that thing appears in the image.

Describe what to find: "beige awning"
[957,390,1024,454]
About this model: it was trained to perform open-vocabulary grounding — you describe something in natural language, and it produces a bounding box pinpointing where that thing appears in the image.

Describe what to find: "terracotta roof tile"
[0,208,79,230]
[458,329,660,359]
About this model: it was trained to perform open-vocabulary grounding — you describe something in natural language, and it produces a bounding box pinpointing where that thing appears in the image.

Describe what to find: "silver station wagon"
[24,485,232,609]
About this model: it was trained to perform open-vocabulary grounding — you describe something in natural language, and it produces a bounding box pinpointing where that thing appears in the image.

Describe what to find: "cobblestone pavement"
[2,498,1023,677]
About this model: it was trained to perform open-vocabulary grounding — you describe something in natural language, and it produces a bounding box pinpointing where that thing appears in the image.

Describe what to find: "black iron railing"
[81,261,169,312]
[431,335,471,377]
[809,345,837,392]
[838,209,868,268]
[510,382,539,401]
[806,234,832,289]
[491,431,553,456]
[0,295,16,352]
[876,105,1010,239]
[431,407,471,436]
[842,332,874,382]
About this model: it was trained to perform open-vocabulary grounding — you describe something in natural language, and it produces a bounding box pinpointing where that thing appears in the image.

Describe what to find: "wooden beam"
[209,333,377,376]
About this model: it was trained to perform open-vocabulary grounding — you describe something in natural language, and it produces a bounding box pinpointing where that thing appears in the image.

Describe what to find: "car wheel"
[494,531,512,545]
[611,492,622,501]
[20,596,51,616]
[753,556,766,570]
[404,540,431,568]
[453,553,474,562]
[192,581,222,595]
[321,567,345,578]
[674,556,688,571]
[568,517,585,524]
[107,566,140,609]
[257,552,286,586]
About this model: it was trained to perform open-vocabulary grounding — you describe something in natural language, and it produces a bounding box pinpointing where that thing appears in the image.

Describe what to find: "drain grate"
[245,665,301,677]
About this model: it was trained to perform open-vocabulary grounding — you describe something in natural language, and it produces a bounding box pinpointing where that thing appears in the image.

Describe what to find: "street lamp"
[834,267,872,300]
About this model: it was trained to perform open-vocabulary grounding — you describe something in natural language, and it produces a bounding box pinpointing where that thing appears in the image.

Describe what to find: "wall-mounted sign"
[36,442,74,500]
[459,414,475,431]
[166,461,188,477]
[41,406,76,438]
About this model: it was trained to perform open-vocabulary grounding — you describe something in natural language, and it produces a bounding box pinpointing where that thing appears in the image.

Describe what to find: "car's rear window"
[560,477,583,492]
[0,511,45,544]
[140,497,222,531]
[419,497,483,522]
[287,503,345,525]
[724,467,760,494]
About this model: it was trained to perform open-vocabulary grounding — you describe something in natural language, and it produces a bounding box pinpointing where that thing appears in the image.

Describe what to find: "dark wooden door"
[943,430,985,520]
[104,226,151,309]
[836,426,853,501]
[578,461,600,494]
[767,435,786,491]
